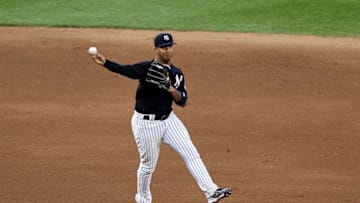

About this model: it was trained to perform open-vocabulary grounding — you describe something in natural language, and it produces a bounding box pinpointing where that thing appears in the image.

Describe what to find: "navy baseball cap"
[154,33,175,48]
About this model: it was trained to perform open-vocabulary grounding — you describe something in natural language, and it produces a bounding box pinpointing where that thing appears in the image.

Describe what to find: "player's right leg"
[131,111,166,203]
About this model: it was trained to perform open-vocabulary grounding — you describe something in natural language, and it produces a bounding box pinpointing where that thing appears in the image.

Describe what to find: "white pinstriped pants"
[131,111,218,203]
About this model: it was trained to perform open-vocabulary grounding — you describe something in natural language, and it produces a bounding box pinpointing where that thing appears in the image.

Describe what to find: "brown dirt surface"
[1,26,360,203]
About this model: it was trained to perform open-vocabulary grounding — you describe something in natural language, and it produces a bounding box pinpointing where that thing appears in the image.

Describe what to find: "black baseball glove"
[145,61,171,89]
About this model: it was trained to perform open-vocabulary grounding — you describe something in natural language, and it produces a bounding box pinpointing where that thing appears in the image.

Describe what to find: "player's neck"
[154,57,171,65]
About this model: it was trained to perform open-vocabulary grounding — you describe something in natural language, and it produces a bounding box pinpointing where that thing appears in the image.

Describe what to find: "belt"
[143,114,169,121]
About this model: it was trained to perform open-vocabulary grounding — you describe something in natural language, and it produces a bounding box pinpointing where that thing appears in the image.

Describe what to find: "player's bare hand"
[168,86,182,102]
[90,52,106,65]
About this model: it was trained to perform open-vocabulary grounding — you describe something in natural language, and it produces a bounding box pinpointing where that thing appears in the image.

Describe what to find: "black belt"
[143,114,169,121]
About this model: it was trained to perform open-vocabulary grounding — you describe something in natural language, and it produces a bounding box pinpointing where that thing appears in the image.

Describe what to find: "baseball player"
[89,33,232,203]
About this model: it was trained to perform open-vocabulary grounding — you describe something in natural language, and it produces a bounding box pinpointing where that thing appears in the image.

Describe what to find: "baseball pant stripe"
[163,113,218,197]
[131,111,218,202]
[132,114,163,203]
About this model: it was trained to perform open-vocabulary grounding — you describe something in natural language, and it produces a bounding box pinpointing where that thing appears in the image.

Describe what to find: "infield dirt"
[1,27,360,203]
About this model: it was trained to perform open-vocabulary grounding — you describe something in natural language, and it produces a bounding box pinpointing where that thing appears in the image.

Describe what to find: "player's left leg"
[162,112,218,198]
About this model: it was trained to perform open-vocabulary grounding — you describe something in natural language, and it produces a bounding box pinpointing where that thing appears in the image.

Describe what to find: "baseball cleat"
[208,187,232,203]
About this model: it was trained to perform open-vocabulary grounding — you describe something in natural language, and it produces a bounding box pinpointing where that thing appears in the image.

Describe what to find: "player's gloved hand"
[145,61,171,89]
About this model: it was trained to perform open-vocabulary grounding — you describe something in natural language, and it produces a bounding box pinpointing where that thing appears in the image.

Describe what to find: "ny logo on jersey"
[173,74,183,89]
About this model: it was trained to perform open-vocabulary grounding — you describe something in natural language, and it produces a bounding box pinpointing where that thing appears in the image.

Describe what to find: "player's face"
[155,45,174,64]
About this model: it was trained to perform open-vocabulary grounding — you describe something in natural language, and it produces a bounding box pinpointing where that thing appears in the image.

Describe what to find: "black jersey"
[103,59,187,115]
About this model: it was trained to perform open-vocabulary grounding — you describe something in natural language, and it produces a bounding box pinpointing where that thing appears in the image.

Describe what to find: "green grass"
[0,0,359,37]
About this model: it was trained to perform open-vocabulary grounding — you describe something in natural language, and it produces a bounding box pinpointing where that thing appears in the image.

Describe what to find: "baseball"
[88,46,97,55]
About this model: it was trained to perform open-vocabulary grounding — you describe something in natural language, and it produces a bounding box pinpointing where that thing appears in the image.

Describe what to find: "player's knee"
[183,152,201,162]
[139,164,156,174]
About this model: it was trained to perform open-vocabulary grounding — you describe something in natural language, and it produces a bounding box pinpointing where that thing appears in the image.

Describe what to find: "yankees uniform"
[91,33,231,203]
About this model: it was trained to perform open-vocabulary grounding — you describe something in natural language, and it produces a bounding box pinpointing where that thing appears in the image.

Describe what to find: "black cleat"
[208,187,232,203]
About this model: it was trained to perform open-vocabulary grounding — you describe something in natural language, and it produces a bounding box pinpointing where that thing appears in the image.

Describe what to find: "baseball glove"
[145,61,171,89]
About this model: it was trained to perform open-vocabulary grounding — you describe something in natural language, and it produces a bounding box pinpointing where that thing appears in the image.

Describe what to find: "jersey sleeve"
[103,60,148,79]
